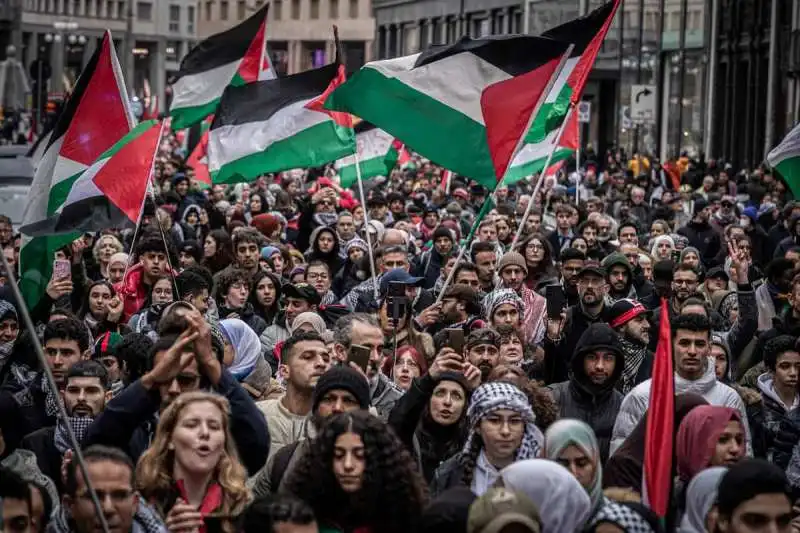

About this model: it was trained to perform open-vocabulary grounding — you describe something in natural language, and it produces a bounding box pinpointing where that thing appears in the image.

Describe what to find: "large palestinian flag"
[505,0,619,182]
[21,120,161,236]
[19,32,135,307]
[208,62,355,184]
[186,116,213,189]
[335,122,398,188]
[767,122,800,198]
[324,35,572,190]
[169,4,271,129]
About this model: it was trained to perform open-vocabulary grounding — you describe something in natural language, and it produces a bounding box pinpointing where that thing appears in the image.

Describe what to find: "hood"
[674,356,717,396]
[571,323,624,396]
[307,225,340,257]
[601,252,633,293]
[757,372,797,411]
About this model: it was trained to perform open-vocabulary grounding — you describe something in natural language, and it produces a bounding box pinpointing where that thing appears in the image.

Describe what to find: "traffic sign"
[577,101,591,123]
[630,84,656,125]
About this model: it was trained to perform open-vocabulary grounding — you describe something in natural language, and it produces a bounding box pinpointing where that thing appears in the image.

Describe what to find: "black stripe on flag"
[211,62,340,128]
[413,35,570,77]
[354,121,377,135]
[543,0,617,57]
[21,197,133,237]
[172,4,267,81]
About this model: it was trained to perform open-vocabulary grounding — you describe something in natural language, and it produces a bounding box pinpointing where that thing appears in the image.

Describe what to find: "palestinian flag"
[642,298,675,518]
[324,35,572,190]
[21,120,161,236]
[187,116,213,189]
[504,106,579,184]
[208,62,355,184]
[19,32,134,307]
[169,4,269,129]
[767,122,800,198]
[504,0,619,183]
[335,122,398,188]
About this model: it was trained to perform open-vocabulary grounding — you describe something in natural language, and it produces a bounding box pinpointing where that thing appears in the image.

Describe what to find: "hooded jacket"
[677,219,722,266]
[756,372,800,467]
[601,253,635,302]
[547,324,625,462]
[114,263,179,322]
[610,357,751,456]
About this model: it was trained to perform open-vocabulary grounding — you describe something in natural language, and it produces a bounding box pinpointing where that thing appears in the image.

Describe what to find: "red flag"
[643,298,675,517]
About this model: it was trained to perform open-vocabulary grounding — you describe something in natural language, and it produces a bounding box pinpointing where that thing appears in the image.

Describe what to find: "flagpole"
[352,147,380,300]
[0,251,113,533]
[511,102,575,249]
[435,192,496,303]
[575,123,581,204]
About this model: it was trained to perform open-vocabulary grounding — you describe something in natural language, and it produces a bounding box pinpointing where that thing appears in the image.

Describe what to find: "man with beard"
[607,299,653,393]
[83,309,270,474]
[430,285,484,343]
[677,198,722,266]
[471,241,498,294]
[257,331,332,459]
[543,261,609,384]
[251,365,371,496]
[647,263,700,351]
[463,328,501,383]
[556,248,586,307]
[601,253,636,302]
[335,211,357,255]
[261,283,321,357]
[20,361,111,493]
[413,226,455,290]
[547,323,624,461]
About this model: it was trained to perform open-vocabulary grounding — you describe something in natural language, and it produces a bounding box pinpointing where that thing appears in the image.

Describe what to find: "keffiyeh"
[589,502,656,533]
[482,288,524,322]
[54,416,94,454]
[463,381,543,459]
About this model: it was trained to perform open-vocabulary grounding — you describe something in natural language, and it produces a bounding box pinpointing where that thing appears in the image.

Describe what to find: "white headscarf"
[499,459,592,533]
[678,467,728,533]
[219,318,261,380]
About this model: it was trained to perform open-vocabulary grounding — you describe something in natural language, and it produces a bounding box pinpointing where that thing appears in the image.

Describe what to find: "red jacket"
[113,263,178,322]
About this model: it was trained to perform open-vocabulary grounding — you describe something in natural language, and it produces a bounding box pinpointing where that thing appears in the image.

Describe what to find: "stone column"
[382,25,389,58]
[151,38,166,108]
[50,38,64,92]
[426,17,434,45]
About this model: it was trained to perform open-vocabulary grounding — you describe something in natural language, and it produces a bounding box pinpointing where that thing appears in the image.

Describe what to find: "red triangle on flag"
[92,122,161,223]
[238,15,267,84]
[305,64,353,128]
[60,34,131,166]
[187,129,212,189]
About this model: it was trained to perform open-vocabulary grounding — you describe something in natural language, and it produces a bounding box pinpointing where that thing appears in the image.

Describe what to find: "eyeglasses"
[673,279,698,286]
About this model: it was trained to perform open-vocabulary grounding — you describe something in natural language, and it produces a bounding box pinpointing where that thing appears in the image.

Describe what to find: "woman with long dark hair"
[79,279,127,337]
[249,271,282,326]
[203,229,234,274]
[515,233,558,290]
[127,275,175,337]
[282,411,427,533]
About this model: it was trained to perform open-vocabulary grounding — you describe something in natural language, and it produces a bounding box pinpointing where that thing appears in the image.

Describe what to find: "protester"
[677,467,727,533]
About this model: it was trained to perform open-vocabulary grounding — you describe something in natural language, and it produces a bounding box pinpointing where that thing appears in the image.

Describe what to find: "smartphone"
[53,259,71,280]
[671,249,682,263]
[545,285,566,319]
[349,344,372,373]
[447,328,465,355]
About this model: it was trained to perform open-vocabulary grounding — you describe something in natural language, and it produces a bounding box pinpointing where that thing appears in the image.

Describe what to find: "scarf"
[618,337,648,394]
[589,501,655,533]
[481,288,524,322]
[313,212,339,228]
[42,374,60,418]
[463,382,543,459]
[176,480,222,533]
[54,416,95,454]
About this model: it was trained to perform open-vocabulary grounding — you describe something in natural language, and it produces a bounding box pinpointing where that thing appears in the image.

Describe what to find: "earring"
[168,442,175,450]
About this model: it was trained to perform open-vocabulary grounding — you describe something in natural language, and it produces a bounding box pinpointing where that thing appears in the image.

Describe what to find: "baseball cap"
[706,266,729,282]
[379,269,423,297]
[578,260,606,279]
[283,283,321,305]
[468,488,541,533]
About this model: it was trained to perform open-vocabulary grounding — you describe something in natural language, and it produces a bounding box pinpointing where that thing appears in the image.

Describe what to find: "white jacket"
[610,357,751,455]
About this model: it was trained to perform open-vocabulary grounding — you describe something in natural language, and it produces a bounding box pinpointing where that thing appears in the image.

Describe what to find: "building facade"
[197,0,375,76]
[0,0,197,108]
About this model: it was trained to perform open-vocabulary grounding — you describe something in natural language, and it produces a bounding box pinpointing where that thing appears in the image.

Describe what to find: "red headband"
[609,303,647,329]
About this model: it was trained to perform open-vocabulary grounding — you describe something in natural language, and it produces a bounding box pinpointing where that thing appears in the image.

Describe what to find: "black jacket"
[0,375,56,453]
[218,302,268,336]
[677,220,722,266]
[547,323,624,462]
[429,452,467,498]
[82,370,270,475]
[542,303,607,385]
[19,426,63,493]
[411,248,448,290]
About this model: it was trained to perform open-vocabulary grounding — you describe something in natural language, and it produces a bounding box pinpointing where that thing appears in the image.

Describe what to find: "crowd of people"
[0,137,799,533]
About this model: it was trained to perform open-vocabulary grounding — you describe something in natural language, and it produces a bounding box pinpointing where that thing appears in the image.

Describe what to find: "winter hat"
[482,289,525,322]
[1,449,59,522]
[345,238,369,255]
[261,245,280,260]
[446,201,463,215]
[108,252,129,270]
[693,198,709,215]
[93,331,123,360]
[742,206,758,222]
[252,213,282,237]
[468,488,541,533]
[606,299,647,329]
[497,251,528,276]
[0,299,17,323]
[433,226,455,243]
[312,365,370,412]
[180,240,203,263]
[437,370,471,395]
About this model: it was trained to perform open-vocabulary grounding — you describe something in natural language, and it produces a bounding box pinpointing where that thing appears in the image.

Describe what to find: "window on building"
[169,5,180,32]
[291,0,299,19]
[310,0,319,18]
[273,0,282,19]
[348,0,357,18]
[118,0,125,19]
[187,5,195,32]
[329,0,338,19]
[237,0,246,19]
[166,40,180,61]
[106,0,114,17]
[136,1,152,20]
[220,0,229,20]
[205,1,212,20]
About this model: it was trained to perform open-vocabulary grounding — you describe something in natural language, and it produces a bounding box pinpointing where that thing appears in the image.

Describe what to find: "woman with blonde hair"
[92,234,124,281]
[136,391,249,533]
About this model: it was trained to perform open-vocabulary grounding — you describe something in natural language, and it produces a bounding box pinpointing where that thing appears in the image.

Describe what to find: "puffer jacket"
[547,323,625,463]
[610,357,751,455]
[114,263,149,322]
[757,373,800,467]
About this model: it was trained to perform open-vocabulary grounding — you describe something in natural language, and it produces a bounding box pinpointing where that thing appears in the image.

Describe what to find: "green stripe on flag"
[19,233,79,308]
[524,88,573,145]
[775,158,800,199]
[504,148,575,185]
[171,100,221,130]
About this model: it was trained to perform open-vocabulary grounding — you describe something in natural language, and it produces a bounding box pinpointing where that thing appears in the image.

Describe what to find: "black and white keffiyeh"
[53,416,94,454]
[481,288,524,321]
[463,381,543,459]
[590,501,655,533]
[618,337,647,394]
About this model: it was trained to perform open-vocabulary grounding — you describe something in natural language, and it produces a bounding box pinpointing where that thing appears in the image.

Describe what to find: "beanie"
[433,226,454,243]
[312,366,371,412]
[252,213,282,238]
[497,251,528,276]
